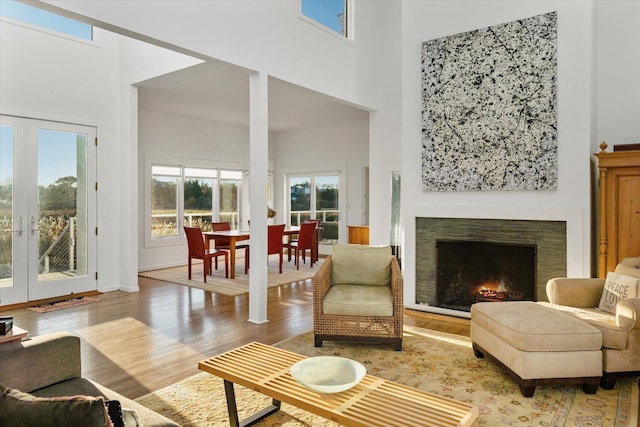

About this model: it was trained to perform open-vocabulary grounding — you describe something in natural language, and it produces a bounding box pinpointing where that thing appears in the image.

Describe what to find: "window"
[151,166,180,238]
[0,0,93,41]
[219,170,242,226]
[301,0,347,37]
[288,173,341,244]
[184,167,216,232]
[149,165,243,243]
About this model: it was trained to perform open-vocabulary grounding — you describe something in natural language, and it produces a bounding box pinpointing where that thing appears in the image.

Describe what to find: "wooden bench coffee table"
[198,342,478,427]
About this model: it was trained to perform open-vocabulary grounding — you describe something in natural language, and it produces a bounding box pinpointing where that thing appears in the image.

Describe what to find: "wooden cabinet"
[595,144,640,277]
[348,225,369,245]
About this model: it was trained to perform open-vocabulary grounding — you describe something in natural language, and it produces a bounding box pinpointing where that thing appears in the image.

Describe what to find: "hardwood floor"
[1,276,469,400]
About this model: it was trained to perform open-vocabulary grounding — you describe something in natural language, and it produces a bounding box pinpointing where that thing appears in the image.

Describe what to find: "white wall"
[137,109,249,270]
[43,0,383,112]
[137,114,369,271]
[594,0,640,151]
[1,18,203,293]
[271,120,370,232]
[399,1,595,311]
[0,21,124,293]
[5,1,639,300]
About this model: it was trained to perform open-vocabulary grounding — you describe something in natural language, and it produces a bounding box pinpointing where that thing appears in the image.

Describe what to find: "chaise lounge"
[471,257,640,396]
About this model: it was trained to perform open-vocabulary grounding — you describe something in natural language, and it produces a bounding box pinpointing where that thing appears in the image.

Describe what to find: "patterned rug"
[138,255,321,296]
[25,296,100,313]
[135,325,638,426]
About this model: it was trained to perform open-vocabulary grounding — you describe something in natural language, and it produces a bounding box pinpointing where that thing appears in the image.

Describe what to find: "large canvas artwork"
[421,12,557,191]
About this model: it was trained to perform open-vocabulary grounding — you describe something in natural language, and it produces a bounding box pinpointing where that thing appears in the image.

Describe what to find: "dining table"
[204,226,300,279]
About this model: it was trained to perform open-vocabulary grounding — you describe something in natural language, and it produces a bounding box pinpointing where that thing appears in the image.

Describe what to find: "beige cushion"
[537,302,629,350]
[0,384,110,427]
[615,258,640,278]
[331,244,391,286]
[323,284,393,316]
[597,272,640,314]
[471,301,602,352]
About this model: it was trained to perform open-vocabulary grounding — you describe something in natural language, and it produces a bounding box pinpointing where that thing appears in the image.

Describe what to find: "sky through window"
[0,0,92,40]
[301,0,346,36]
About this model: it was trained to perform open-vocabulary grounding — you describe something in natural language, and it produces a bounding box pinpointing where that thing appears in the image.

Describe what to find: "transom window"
[301,0,348,37]
[0,0,93,41]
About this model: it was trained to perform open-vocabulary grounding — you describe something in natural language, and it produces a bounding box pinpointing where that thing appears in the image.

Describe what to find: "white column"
[248,71,269,323]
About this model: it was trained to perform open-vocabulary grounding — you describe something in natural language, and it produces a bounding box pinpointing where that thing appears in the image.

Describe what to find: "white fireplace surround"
[403,204,590,318]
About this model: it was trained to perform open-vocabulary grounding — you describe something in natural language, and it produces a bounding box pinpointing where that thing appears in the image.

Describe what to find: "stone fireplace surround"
[416,216,567,310]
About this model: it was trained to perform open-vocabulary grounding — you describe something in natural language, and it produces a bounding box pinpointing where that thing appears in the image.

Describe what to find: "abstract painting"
[421,12,557,191]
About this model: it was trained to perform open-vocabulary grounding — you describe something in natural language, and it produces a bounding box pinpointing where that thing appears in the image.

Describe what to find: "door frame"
[0,115,97,305]
[284,166,346,249]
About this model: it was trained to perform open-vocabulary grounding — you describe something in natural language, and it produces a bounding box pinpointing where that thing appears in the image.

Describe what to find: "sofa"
[540,257,640,388]
[0,331,178,427]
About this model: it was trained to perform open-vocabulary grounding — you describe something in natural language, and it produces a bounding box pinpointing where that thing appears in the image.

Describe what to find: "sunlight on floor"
[403,324,472,348]
[76,316,205,390]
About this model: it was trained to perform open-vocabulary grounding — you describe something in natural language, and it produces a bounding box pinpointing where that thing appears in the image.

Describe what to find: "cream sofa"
[0,332,178,426]
[541,257,640,388]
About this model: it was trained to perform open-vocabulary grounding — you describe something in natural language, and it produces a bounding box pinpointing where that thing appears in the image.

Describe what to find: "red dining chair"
[211,221,250,274]
[184,226,228,282]
[285,219,319,262]
[267,224,286,273]
[283,221,316,270]
[306,219,321,262]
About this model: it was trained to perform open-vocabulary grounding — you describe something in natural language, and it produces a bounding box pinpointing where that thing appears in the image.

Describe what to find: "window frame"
[284,165,346,245]
[144,156,244,249]
[299,0,354,42]
[0,0,95,43]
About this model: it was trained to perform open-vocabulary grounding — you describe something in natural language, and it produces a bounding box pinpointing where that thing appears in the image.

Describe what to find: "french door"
[287,172,345,246]
[0,116,97,305]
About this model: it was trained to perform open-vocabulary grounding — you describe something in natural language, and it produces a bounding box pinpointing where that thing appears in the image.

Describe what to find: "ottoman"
[470,301,603,397]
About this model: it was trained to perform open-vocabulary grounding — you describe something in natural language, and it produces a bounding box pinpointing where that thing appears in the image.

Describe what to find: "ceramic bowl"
[289,356,366,393]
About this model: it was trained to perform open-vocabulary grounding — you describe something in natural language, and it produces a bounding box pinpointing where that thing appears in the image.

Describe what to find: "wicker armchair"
[313,244,404,351]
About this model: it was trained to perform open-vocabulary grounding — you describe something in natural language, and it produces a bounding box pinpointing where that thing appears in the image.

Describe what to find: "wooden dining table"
[204,226,300,279]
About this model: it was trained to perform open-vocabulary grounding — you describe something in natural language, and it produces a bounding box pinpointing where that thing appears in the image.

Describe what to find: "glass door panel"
[288,172,345,246]
[0,125,14,287]
[0,119,27,305]
[314,175,339,244]
[289,176,311,226]
[0,125,16,301]
[0,116,96,305]
[36,129,88,283]
[29,122,96,301]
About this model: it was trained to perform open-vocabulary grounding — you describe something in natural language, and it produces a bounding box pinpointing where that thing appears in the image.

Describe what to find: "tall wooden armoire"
[595,142,640,278]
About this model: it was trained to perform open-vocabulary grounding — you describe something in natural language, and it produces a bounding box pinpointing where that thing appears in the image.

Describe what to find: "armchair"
[541,257,640,388]
[313,244,403,351]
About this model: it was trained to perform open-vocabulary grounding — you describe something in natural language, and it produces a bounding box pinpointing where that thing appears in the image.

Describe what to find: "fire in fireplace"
[436,240,537,312]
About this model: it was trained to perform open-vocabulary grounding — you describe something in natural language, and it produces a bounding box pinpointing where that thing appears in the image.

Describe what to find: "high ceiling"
[136,61,370,132]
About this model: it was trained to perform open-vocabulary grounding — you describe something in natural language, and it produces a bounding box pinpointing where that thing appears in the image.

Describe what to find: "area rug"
[138,255,321,296]
[135,325,639,426]
[26,296,99,313]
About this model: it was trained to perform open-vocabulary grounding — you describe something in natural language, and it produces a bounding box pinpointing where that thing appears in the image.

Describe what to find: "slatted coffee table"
[198,342,478,427]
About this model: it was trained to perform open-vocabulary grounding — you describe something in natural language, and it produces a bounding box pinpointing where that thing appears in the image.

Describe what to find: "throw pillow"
[0,384,110,427]
[597,272,640,314]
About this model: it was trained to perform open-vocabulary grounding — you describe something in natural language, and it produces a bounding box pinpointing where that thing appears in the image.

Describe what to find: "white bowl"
[290,356,366,393]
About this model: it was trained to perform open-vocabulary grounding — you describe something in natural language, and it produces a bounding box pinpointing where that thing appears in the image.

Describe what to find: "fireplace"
[435,240,536,312]
[416,217,567,316]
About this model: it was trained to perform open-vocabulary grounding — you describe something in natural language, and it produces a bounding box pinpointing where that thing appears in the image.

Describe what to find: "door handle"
[30,216,40,233]
[4,216,23,235]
